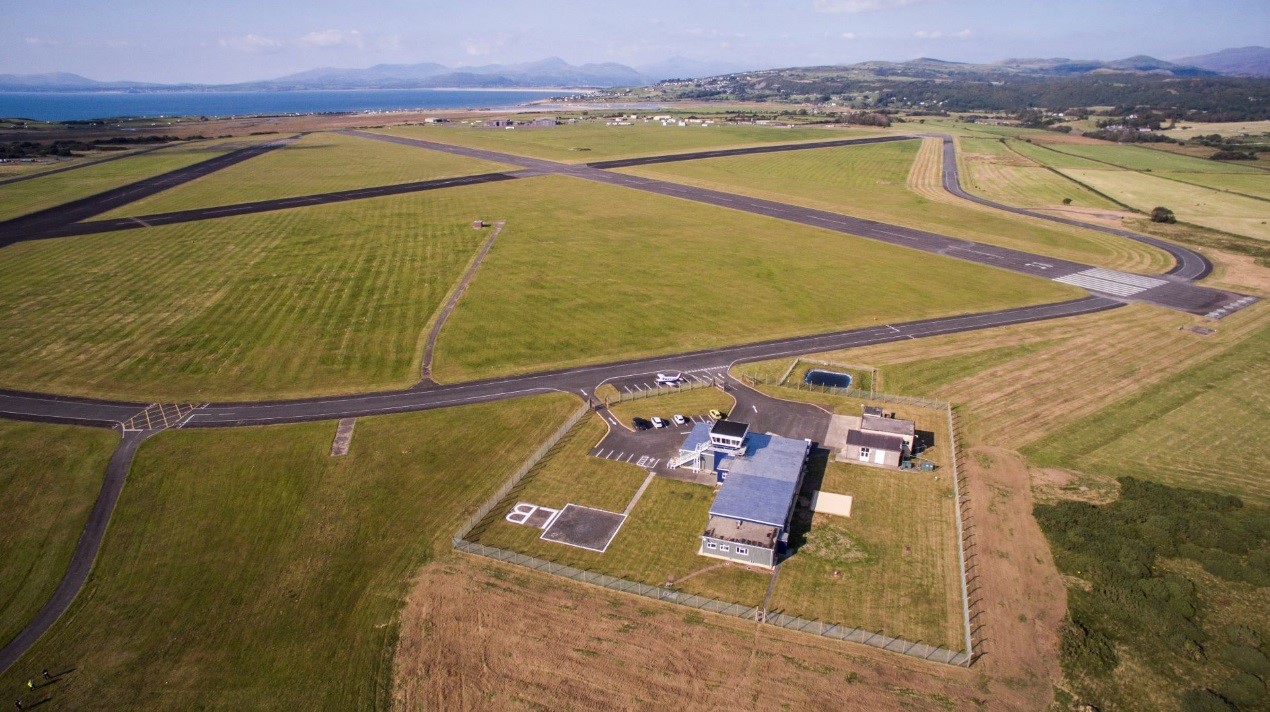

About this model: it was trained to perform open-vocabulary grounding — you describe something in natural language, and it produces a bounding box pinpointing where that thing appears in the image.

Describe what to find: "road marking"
[1054,269,1166,297]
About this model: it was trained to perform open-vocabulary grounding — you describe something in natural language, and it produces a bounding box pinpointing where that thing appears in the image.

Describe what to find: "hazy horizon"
[4,0,1268,84]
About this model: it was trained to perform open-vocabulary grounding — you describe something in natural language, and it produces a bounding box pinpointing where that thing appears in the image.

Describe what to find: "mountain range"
[0,47,1265,93]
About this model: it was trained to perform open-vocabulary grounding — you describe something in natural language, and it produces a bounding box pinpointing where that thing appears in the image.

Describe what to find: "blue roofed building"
[673,419,811,569]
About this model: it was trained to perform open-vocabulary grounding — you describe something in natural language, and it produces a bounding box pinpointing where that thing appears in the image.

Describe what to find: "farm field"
[431,174,1083,382]
[1039,141,1268,174]
[1060,167,1270,240]
[0,136,271,222]
[0,393,578,710]
[618,139,1174,273]
[1161,119,1270,140]
[771,460,962,651]
[956,136,1121,209]
[1024,321,1270,505]
[0,422,117,649]
[1156,170,1270,198]
[0,190,489,401]
[98,131,513,218]
[470,413,771,604]
[375,120,873,162]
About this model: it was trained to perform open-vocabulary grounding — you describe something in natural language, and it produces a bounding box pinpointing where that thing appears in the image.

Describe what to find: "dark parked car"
[632,417,653,431]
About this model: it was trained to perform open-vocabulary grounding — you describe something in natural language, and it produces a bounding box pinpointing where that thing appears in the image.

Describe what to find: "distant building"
[674,420,811,569]
[528,117,557,128]
[423,117,448,124]
[484,118,512,128]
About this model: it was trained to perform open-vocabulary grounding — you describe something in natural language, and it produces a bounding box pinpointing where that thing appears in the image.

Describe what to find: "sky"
[3,0,1267,83]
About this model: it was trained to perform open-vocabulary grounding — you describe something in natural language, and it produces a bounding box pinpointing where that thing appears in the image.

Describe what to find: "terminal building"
[673,420,812,569]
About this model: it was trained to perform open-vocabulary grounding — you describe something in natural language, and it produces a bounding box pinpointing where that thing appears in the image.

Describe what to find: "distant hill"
[0,72,169,92]
[232,57,646,90]
[1175,46,1270,77]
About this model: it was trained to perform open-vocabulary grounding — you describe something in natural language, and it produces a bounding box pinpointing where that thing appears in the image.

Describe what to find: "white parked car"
[672,414,687,426]
[651,417,667,429]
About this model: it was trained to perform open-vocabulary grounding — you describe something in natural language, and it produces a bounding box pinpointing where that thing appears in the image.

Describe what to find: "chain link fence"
[453,538,968,666]
[450,381,976,667]
[453,403,590,542]
[605,376,715,405]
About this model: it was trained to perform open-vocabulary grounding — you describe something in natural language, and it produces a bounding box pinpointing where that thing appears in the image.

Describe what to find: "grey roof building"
[678,421,811,569]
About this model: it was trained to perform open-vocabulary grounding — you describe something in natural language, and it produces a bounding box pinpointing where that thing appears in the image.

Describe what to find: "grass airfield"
[1,116,1266,711]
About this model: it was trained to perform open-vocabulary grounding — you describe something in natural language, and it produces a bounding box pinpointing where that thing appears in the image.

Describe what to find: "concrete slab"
[824,414,859,452]
[811,491,854,517]
[541,504,626,552]
[330,418,356,456]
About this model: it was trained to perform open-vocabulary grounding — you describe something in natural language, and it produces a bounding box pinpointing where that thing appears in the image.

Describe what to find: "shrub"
[1151,206,1177,223]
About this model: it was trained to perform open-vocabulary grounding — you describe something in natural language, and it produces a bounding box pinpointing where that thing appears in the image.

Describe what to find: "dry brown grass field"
[392,545,1061,711]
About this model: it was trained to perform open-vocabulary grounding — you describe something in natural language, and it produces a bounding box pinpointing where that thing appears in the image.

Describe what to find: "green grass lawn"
[0,393,578,710]
[98,132,513,218]
[376,121,868,162]
[0,137,270,223]
[0,191,491,401]
[617,140,1173,272]
[770,460,962,651]
[431,174,1083,382]
[1006,140,1111,170]
[0,422,117,649]
[1023,322,1270,505]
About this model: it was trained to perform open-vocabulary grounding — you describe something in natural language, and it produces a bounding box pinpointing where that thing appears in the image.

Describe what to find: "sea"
[0,88,575,122]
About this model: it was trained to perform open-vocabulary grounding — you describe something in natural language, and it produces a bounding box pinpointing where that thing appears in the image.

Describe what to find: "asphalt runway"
[348,130,1246,316]
[0,295,1124,429]
[41,171,521,239]
[0,135,302,247]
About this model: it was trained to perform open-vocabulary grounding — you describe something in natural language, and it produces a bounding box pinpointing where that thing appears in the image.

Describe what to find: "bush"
[1216,672,1266,709]
[1151,206,1177,223]
[1062,197,1073,205]
[1211,150,1256,161]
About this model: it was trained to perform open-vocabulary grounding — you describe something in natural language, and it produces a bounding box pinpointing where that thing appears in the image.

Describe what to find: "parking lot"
[601,367,729,398]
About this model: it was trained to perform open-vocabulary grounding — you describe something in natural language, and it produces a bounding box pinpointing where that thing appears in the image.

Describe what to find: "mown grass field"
[618,138,1174,273]
[471,424,773,605]
[431,174,1082,382]
[0,422,117,649]
[0,190,492,401]
[0,137,273,222]
[957,136,1121,210]
[1059,168,1270,240]
[99,132,513,218]
[1024,321,1269,505]
[0,393,578,710]
[770,460,962,651]
[377,121,868,162]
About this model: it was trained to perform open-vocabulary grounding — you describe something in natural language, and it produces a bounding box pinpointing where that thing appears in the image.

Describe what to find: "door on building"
[873,449,886,465]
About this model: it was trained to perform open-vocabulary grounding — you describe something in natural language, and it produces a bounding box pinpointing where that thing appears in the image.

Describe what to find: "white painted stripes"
[1054,268,1168,297]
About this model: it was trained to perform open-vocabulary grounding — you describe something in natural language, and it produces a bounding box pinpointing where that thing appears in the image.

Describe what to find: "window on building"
[719,544,730,553]
[705,541,718,550]
[736,546,749,556]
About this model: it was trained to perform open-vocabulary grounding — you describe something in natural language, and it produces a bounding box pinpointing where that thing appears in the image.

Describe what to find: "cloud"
[298,29,364,49]
[813,0,925,13]
[913,28,972,39]
[219,34,285,53]
[24,37,63,48]
[841,32,859,40]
